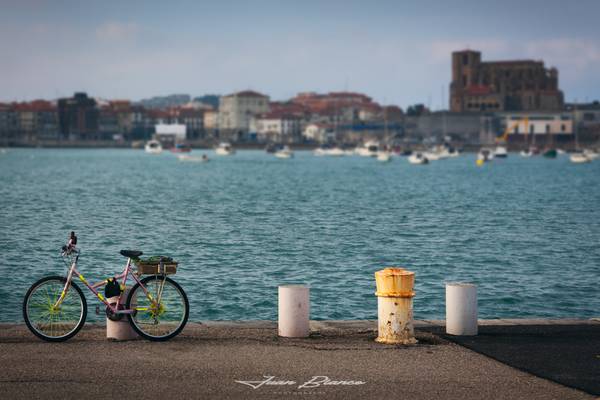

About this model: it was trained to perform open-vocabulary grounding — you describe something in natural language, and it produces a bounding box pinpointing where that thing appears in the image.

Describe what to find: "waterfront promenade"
[1,319,597,399]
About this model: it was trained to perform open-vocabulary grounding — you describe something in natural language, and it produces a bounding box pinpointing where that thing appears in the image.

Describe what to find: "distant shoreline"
[0,141,523,152]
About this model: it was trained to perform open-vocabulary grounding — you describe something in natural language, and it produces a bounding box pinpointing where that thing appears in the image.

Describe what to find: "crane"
[496,116,529,143]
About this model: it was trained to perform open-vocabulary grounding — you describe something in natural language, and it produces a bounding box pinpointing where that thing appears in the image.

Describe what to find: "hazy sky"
[1,0,599,108]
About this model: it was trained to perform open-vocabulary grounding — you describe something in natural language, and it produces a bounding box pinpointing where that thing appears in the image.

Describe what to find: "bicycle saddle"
[120,249,143,258]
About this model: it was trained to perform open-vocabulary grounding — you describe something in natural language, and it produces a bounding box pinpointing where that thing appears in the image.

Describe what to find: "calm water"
[0,148,599,322]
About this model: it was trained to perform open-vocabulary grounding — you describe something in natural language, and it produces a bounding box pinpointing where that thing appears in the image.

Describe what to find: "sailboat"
[542,132,557,158]
[570,106,591,164]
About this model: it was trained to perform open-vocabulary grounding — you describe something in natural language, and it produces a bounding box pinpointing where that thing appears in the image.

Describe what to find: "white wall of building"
[503,113,573,135]
[155,123,187,139]
[218,93,270,132]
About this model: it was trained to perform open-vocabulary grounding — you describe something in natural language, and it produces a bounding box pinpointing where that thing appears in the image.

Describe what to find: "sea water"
[0,149,598,321]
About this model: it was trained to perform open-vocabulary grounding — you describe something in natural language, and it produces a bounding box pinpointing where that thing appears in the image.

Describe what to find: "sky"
[1,0,599,109]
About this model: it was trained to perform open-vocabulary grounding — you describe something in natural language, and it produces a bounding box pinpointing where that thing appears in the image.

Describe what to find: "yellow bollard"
[374,267,417,345]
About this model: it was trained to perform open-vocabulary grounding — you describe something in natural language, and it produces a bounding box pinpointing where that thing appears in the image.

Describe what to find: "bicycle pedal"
[95,305,101,315]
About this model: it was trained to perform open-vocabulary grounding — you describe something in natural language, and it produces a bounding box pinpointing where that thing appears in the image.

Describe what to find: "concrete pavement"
[0,320,597,399]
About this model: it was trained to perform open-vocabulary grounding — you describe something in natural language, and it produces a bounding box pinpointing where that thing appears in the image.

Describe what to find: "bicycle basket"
[134,256,178,275]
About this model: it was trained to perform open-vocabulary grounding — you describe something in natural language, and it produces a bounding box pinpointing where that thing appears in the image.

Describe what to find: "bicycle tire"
[23,275,87,342]
[126,275,189,341]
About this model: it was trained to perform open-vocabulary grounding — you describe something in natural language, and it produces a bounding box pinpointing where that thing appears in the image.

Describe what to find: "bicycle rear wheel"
[126,275,189,341]
[23,276,87,342]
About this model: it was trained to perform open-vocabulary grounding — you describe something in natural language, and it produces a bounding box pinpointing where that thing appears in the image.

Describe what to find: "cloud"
[524,38,600,73]
[95,21,139,42]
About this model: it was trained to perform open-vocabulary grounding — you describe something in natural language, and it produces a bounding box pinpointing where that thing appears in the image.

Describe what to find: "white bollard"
[446,282,478,336]
[278,285,310,338]
[106,289,139,341]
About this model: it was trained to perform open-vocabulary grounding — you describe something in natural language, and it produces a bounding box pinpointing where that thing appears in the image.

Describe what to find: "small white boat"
[477,148,494,162]
[570,152,590,164]
[494,146,508,158]
[408,152,429,165]
[178,154,209,163]
[144,140,163,154]
[557,149,566,155]
[423,151,440,161]
[274,146,294,159]
[314,146,345,156]
[583,149,599,160]
[376,151,392,162]
[430,145,451,160]
[215,142,235,156]
[355,140,379,157]
[520,149,533,157]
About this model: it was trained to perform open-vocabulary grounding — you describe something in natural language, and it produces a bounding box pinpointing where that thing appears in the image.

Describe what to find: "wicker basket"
[135,261,178,275]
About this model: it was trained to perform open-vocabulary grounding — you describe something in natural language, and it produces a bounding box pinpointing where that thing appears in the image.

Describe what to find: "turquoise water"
[1,149,599,322]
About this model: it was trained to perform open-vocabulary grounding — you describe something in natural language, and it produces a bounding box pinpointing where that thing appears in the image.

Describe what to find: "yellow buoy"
[476,159,484,166]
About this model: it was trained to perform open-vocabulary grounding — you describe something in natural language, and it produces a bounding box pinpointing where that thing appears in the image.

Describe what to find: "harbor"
[1,149,599,323]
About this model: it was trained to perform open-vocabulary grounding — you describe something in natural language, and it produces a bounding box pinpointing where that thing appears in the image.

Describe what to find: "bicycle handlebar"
[61,245,79,257]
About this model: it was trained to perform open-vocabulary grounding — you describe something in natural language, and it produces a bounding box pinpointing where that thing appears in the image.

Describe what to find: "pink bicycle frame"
[56,252,154,315]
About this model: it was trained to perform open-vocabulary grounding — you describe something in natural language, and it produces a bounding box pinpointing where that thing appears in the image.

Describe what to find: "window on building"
[463,54,468,65]
[463,75,467,86]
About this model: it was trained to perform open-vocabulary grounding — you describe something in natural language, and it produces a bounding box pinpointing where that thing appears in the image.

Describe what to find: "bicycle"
[22,235,189,342]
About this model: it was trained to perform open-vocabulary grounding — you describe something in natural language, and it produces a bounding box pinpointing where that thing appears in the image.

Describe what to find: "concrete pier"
[0,319,598,399]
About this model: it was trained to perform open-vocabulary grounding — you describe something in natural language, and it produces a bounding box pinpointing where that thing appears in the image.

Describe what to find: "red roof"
[12,100,56,112]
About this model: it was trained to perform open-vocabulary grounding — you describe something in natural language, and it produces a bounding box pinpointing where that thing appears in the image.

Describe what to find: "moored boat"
[583,149,599,160]
[215,142,235,156]
[569,152,590,164]
[355,140,379,157]
[477,148,494,162]
[178,154,209,163]
[520,149,533,157]
[408,152,429,165]
[314,145,345,156]
[144,140,163,154]
[274,145,294,159]
[494,146,508,158]
[376,151,392,162]
[542,148,557,158]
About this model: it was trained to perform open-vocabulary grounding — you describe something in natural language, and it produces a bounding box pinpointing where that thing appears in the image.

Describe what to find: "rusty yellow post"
[374,267,417,344]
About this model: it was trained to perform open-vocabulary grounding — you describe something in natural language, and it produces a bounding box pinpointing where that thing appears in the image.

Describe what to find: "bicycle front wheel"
[23,276,87,342]
[127,275,189,341]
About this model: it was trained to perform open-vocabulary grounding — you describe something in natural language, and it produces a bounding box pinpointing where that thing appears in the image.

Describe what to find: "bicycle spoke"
[130,277,187,339]
[25,278,85,340]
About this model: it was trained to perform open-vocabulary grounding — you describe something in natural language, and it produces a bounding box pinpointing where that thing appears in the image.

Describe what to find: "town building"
[203,110,218,129]
[218,90,270,140]
[169,107,205,140]
[58,92,99,140]
[128,105,154,141]
[450,50,564,112]
[252,111,302,143]
[154,123,187,148]
[302,123,334,143]
[0,103,20,144]
[403,112,489,146]
[13,100,59,142]
[494,111,573,147]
